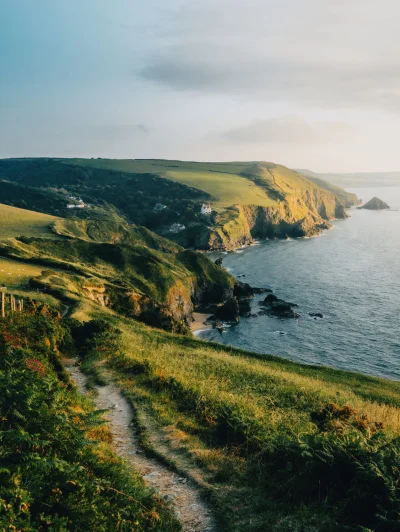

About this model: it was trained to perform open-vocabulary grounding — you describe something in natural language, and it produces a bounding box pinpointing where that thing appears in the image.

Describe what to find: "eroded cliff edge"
[204,189,355,251]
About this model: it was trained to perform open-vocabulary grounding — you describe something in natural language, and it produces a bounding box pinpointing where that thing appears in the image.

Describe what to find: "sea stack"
[360,197,390,210]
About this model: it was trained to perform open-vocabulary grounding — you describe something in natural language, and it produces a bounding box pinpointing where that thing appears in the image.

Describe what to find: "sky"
[1,0,400,172]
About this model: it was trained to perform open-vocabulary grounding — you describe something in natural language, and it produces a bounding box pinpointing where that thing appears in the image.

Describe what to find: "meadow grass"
[0,258,45,288]
[163,169,275,206]
[68,159,281,206]
[112,316,400,435]
[80,309,400,530]
[0,203,59,239]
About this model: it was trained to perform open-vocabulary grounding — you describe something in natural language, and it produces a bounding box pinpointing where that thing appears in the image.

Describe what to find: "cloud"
[223,116,359,144]
[140,0,400,112]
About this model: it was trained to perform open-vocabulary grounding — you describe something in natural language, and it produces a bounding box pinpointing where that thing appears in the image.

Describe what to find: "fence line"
[0,287,24,318]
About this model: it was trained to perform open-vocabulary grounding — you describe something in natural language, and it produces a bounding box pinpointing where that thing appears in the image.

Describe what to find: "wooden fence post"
[0,288,6,318]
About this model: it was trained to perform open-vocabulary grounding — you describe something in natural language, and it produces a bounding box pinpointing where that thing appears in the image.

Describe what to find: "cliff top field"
[0,258,44,288]
[0,203,59,240]
[69,158,338,206]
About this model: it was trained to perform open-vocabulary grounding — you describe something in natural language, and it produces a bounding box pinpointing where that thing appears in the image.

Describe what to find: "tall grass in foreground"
[86,314,400,531]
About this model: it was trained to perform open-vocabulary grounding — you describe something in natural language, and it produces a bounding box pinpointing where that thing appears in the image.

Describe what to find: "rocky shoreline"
[190,254,325,335]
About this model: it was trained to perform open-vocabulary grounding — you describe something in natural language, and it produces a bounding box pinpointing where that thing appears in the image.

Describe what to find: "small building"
[153,203,167,212]
[201,203,212,215]
[67,203,85,209]
[168,223,186,233]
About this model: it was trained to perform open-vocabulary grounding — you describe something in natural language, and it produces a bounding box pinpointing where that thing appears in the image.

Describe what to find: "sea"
[197,187,400,380]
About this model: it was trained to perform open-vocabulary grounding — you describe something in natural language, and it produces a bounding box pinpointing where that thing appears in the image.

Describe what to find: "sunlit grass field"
[83,309,400,530]
[112,315,400,436]
[0,203,59,240]
[0,258,45,288]
[69,158,279,206]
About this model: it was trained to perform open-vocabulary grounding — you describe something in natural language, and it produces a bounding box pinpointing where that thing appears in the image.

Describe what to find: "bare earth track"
[64,358,216,532]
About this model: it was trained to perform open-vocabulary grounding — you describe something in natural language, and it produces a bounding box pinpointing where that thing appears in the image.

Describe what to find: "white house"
[201,203,212,215]
[67,203,85,209]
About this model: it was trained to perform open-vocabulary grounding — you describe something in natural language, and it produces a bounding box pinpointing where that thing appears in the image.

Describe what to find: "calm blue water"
[199,187,400,380]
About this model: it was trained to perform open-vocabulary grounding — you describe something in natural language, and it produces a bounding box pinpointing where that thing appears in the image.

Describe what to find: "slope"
[0,158,360,250]
[0,218,235,332]
[78,305,400,532]
[0,203,60,240]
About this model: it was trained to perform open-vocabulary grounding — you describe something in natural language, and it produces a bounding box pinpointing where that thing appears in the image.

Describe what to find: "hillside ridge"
[0,158,359,250]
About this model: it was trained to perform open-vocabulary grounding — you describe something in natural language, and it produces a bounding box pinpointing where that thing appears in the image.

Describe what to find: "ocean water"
[198,187,400,380]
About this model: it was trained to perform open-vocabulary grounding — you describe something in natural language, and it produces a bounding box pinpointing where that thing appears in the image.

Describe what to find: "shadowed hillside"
[0,158,359,250]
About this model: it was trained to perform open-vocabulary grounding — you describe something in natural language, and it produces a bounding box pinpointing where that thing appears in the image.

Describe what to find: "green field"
[0,258,45,288]
[70,158,276,206]
[0,203,59,240]
[68,158,358,209]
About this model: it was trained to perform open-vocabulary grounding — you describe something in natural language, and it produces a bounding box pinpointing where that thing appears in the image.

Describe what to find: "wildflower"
[24,358,46,378]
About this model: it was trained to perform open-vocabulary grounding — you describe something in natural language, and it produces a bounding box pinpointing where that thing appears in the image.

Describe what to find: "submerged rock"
[259,293,300,318]
[233,281,254,299]
[309,312,323,318]
[359,197,390,210]
[252,287,273,294]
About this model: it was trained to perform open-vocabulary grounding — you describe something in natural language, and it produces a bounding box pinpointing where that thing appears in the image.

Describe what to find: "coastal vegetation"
[79,311,400,531]
[0,158,359,250]
[0,203,59,240]
[0,310,178,531]
[0,158,398,531]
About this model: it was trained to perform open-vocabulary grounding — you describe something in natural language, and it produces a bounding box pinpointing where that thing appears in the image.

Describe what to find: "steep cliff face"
[2,233,236,332]
[204,187,349,250]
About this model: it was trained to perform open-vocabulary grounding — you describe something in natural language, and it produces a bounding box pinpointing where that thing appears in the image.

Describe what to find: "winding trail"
[64,358,216,532]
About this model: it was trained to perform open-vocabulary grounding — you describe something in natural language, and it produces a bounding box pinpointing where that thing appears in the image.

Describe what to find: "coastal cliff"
[0,221,237,332]
[0,158,358,252]
[204,188,351,250]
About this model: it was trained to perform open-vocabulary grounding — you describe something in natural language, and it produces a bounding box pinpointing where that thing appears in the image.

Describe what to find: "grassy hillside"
[0,158,359,250]
[0,203,59,239]
[0,218,235,331]
[70,158,357,202]
[51,218,183,253]
[79,307,400,531]
[0,195,399,529]
[70,158,319,206]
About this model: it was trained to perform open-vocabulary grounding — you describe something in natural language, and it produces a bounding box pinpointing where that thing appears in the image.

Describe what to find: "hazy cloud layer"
[2,0,400,171]
[223,117,358,144]
[142,0,400,112]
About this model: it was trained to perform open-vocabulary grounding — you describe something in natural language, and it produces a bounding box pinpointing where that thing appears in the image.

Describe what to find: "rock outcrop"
[259,293,300,319]
[204,188,355,251]
[359,197,390,210]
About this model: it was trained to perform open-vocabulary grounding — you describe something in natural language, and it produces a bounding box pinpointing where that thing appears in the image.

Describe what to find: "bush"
[0,315,178,531]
